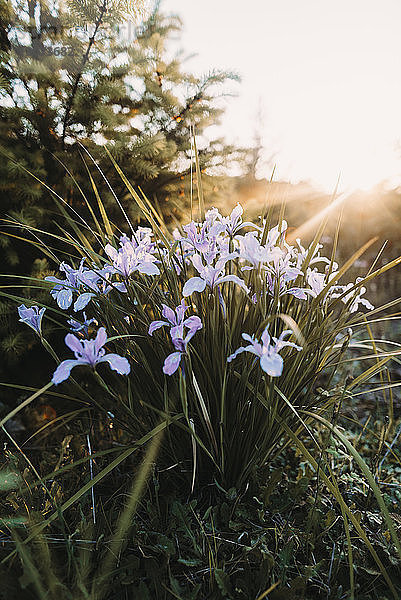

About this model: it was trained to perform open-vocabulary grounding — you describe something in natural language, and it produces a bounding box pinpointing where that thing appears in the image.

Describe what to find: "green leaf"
[214,568,232,598]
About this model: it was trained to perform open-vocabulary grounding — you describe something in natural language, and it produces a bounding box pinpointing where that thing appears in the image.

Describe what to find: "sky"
[161,0,401,193]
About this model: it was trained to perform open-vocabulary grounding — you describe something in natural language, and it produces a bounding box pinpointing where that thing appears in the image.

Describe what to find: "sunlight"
[165,0,401,194]
[271,86,401,193]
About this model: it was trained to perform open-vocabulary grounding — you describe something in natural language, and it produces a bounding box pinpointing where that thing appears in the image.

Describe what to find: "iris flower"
[105,242,159,278]
[162,317,202,375]
[227,326,302,377]
[148,300,202,375]
[182,254,249,297]
[45,260,103,312]
[18,304,45,336]
[52,327,130,385]
[67,312,97,335]
[331,278,374,312]
[149,299,188,336]
[220,203,256,236]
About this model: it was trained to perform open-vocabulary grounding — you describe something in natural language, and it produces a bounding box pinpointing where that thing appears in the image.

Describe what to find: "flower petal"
[65,333,84,355]
[73,292,95,312]
[97,353,130,375]
[161,304,176,324]
[275,340,303,352]
[260,326,271,348]
[183,315,202,333]
[182,277,206,297]
[175,299,187,323]
[17,304,28,316]
[241,221,258,229]
[170,323,184,342]
[138,261,160,276]
[183,318,202,345]
[230,203,243,222]
[104,244,118,261]
[260,352,283,377]
[94,327,107,353]
[45,275,63,285]
[191,254,204,274]
[283,268,302,282]
[216,275,249,293]
[162,351,182,375]
[273,330,301,352]
[277,330,293,340]
[244,343,262,357]
[288,287,313,299]
[52,359,84,385]
[148,320,168,336]
[358,298,374,311]
[112,282,127,293]
[57,289,73,310]
[227,346,250,362]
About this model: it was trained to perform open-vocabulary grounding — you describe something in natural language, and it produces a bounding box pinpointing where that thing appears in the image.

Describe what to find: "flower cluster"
[104,227,159,280]
[45,259,111,311]
[18,202,374,385]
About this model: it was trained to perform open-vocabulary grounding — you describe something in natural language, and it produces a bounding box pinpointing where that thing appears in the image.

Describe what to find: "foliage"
[0,154,400,597]
[11,165,399,489]
[1,420,401,599]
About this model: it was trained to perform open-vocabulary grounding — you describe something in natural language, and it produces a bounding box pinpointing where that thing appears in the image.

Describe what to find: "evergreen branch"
[61,0,108,147]
[169,91,202,129]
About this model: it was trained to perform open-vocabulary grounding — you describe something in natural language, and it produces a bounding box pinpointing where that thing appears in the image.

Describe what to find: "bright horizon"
[161,0,401,193]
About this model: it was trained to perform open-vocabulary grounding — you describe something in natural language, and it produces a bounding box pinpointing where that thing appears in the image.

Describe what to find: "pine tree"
[0,0,242,267]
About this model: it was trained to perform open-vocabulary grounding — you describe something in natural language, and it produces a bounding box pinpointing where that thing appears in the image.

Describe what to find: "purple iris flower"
[163,316,202,376]
[45,260,102,312]
[306,269,327,297]
[45,260,91,310]
[72,267,110,309]
[227,326,302,377]
[67,312,97,335]
[221,203,256,237]
[105,243,159,278]
[238,232,271,270]
[18,304,45,336]
[182,253,249,297]
[264,250,308,299]
[331,278,374,312]
[148,299,188,336]
[148,300,202,375]
[182,221,211,254]
[52,327,130,385]
[237,222,287,271]
[119,228,155,253]
[180,217,227,262]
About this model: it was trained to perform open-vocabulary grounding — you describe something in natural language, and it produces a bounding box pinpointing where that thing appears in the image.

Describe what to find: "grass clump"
[0,156,400,598]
